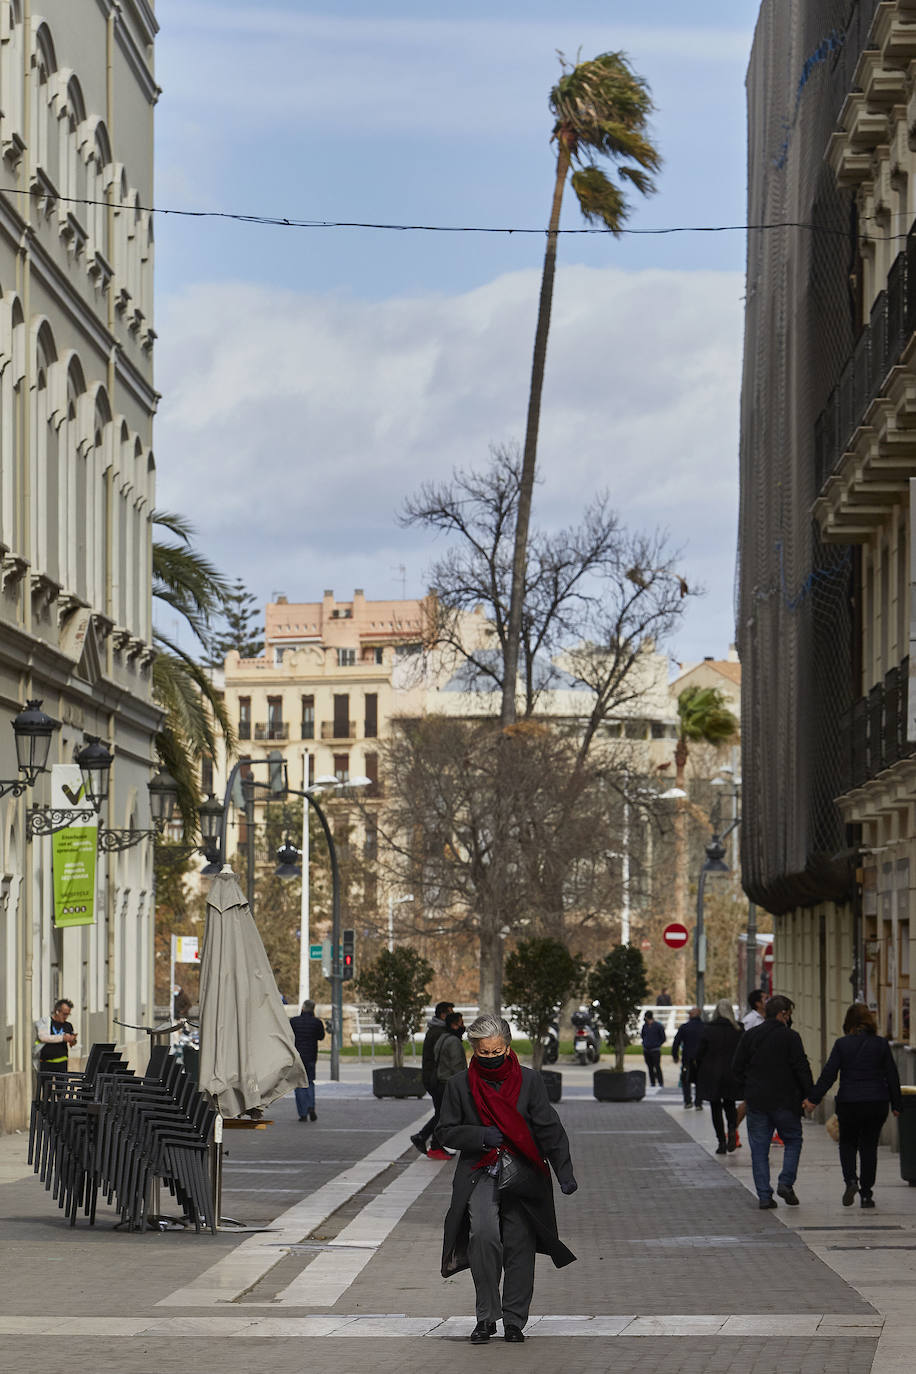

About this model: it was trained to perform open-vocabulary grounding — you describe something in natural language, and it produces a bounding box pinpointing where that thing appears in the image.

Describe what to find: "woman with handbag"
[803,1003,902,1208]
[437,1013,578,1344]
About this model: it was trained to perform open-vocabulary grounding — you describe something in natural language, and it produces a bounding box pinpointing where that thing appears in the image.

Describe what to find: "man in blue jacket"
[290,999,325,1121]
[672,1007,704,1108]
[640,1011,666,1085]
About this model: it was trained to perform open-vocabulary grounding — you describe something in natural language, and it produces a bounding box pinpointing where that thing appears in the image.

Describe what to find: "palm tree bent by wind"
[501,51,661,728]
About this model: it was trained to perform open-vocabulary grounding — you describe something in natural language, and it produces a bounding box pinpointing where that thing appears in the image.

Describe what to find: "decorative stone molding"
[1,553,28,591]
[30,571,60,615]
[2,130,25,169]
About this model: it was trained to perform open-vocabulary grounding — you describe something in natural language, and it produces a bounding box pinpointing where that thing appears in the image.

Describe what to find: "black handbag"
[495,1148,547,1200]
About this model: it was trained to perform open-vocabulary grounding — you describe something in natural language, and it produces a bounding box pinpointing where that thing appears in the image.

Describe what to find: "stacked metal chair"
[28,1042,217,1233]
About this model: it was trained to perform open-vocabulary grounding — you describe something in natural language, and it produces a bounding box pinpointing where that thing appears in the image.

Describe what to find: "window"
[364,751,379,797]
[267,695,284,739]
[624,720,646,740]
[395,643,421,658]
[238,696,251,740]
[364,693,378,739]
[333,693,350,738]
[364,814,378,858]
[201,757,214,794]
[333,754,349,783]
[337,648,355,667]
[301,694,314,740]
[650,721,667,740]
[308,754,315,787]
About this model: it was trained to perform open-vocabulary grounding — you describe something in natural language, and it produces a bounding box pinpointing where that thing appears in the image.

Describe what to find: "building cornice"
[114,345,159,414]
[114,5,161,106]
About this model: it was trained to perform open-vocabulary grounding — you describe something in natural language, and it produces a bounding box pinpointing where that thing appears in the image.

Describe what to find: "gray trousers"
[467,1173,537,1327]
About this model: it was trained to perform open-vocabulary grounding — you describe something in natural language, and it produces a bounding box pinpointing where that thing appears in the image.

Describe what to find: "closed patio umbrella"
[199,869,306,1117]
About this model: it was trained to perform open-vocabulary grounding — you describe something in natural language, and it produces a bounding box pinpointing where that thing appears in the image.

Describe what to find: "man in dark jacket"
[731,994,814,1208]
[290,999,325,1121]
[640,1011,666,1086]
[672,1007,704,1107]
[411,1000,453,1158]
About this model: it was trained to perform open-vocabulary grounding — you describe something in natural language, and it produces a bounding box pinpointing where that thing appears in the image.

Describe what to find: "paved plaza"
[0,1059,912,1372]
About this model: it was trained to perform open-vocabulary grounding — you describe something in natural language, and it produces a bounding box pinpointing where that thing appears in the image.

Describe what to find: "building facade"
[739,0,916,1072]
[0,0,159,1128]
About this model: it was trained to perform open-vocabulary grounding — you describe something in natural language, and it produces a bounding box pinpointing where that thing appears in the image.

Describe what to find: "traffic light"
[342,928,355,981]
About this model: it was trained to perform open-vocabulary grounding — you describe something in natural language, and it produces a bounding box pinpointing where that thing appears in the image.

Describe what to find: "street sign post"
[662,922,689,950]
[309,943,323,960]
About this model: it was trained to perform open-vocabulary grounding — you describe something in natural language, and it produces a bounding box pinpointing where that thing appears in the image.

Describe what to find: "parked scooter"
[540,1016,560,1064]
[571,1004,601,1064]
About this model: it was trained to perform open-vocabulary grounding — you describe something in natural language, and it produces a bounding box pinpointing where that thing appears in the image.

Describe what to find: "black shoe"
[861,1195,876,1208]
[308,1110,317,1122]
[842,1181,858,1206]
[759,1196,778,1209]
[503,1324,525,1343]
[715,1142,727,1154]
[777,1184,799,1205]
[470,1321,495,1343]
[726,1130,737,1153]
[298,1117,308,1122]
[410,1133,428,1155]
[695,1102,703,1111]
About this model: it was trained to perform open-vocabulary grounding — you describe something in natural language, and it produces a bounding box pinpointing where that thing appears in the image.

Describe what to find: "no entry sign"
[663,922,689,949]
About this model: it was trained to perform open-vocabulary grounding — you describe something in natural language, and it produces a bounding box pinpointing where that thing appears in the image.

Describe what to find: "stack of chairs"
[93,1047,217,1233]
[28,1043,217,1233]
[28,1043,129,1226]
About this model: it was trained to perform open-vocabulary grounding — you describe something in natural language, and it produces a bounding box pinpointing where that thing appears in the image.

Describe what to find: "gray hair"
[467,1014,512,1045]
[301,999,315,1014]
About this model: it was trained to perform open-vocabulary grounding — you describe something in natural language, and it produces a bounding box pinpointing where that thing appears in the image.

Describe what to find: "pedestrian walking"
[672,1006,704,1108]
[411,1000,453,1158]
[695,999,742,1153]
[731,994,814,1208]
[32,998,77,1076]
[742,989,766,1030]
[803,1003,902,1209]
[438,1014,577,1345]
[640,1010,666,1086]
[289,998,325,1121]
[656,989,672,1007]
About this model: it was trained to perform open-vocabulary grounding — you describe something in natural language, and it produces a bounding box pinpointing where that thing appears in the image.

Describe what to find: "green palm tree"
[502,51,661,728]
[671,685,738,1001]
[151,510,234,831]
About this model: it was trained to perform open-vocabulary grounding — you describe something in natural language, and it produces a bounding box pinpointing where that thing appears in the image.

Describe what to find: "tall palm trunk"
[672,739,688,1003]
[501,140,572,728]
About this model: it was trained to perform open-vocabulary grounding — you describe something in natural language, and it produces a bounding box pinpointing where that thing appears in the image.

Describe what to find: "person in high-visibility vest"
[33,998,77,1076]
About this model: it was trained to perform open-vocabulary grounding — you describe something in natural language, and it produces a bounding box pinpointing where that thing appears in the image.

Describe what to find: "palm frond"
[151,508,196,545]
[570,166,627,232]
[676,686,738,746]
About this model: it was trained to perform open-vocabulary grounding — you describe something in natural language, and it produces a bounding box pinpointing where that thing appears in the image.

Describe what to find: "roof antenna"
[391,563,407,598]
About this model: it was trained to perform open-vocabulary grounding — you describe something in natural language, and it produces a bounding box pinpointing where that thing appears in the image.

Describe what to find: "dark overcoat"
[695,1017,742,1102]
[436,1065,577,1278]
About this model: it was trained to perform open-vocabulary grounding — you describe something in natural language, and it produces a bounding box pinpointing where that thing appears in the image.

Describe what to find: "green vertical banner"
[50,764,97,928]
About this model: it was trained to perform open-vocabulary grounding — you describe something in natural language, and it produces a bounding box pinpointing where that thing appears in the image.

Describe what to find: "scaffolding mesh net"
[738,0,868,913]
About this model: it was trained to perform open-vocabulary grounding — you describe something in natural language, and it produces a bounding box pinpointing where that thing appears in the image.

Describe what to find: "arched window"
[60,76,87,220]
[30,23,57,180]
[114,419,130,625]
[85,121,112,264]
[1,1,25,161]
[32,322,58,580]
[140,213,153,323]
[0,296,25,553]
[89,388,111,609]
[60,356,86,596]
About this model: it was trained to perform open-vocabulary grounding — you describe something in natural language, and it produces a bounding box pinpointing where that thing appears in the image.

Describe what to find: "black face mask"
[477,1052,505,1069]
[452,1025,466,1038]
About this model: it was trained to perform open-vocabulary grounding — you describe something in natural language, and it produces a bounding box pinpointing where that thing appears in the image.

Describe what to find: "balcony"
[238,720,251,741]
[321,720,356,741]
[840,658,916,794]
[255,721,289,740]
[301,721,315,740]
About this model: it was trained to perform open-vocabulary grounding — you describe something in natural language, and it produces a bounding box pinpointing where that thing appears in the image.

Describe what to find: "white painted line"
[0,1313,884,1339]
[156,1112,430,1308]
[275,1156,445,1306]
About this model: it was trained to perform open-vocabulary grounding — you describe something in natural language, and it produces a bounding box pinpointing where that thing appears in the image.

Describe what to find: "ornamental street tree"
[588,944,649,1071]
[504,937,586,1070]
[356,946,434,1069]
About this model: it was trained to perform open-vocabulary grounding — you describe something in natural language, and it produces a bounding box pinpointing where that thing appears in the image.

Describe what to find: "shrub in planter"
[356,944,434,1069]
[594,1068,646,1102]
[504,937,585,1071]
[587,944,649,1070]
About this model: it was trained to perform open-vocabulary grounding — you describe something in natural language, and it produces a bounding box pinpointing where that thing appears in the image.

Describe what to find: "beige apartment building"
[219,590,432,801]
[0,0,160,1128]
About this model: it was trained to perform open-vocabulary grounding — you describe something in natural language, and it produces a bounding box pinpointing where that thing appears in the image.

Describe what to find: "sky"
[152,0,763,667]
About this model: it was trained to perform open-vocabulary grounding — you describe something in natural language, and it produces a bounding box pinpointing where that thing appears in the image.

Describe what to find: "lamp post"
[695,832,729,1008]
[387,892,413,952]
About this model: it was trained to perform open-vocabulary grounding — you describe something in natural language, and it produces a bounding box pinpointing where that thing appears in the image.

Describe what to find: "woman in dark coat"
[803,1002,902,1208]
[695,999,742,1154]
[437,1013,577,1345]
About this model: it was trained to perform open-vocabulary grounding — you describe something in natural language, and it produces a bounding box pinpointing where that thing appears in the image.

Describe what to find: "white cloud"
[154,264,743,662]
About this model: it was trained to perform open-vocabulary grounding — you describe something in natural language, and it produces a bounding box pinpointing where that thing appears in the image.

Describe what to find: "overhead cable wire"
[4,184,916,242]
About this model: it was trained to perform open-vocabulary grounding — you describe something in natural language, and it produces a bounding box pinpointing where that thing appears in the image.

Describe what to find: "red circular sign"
[663,922,690,949]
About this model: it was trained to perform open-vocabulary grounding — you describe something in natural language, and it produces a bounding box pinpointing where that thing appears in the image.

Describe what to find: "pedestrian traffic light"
[342,928,355,981]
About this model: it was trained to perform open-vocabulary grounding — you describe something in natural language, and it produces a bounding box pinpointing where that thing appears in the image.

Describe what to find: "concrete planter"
[593,1068,646,1102]
[539,1069,562,1102]
[372,1066,426,1099]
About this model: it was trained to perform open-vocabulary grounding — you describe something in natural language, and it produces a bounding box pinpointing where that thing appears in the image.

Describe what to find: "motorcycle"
[571,1004,601,1064]
[540,1017,559,1064]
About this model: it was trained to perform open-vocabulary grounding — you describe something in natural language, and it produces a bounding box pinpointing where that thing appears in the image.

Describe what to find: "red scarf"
[467,1049,548,1174]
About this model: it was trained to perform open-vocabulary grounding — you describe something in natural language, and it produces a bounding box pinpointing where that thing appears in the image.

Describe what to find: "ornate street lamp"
[275,836,302,878]
[77,736,113,811]
[198,792,225,874]
[0,699,60,798]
